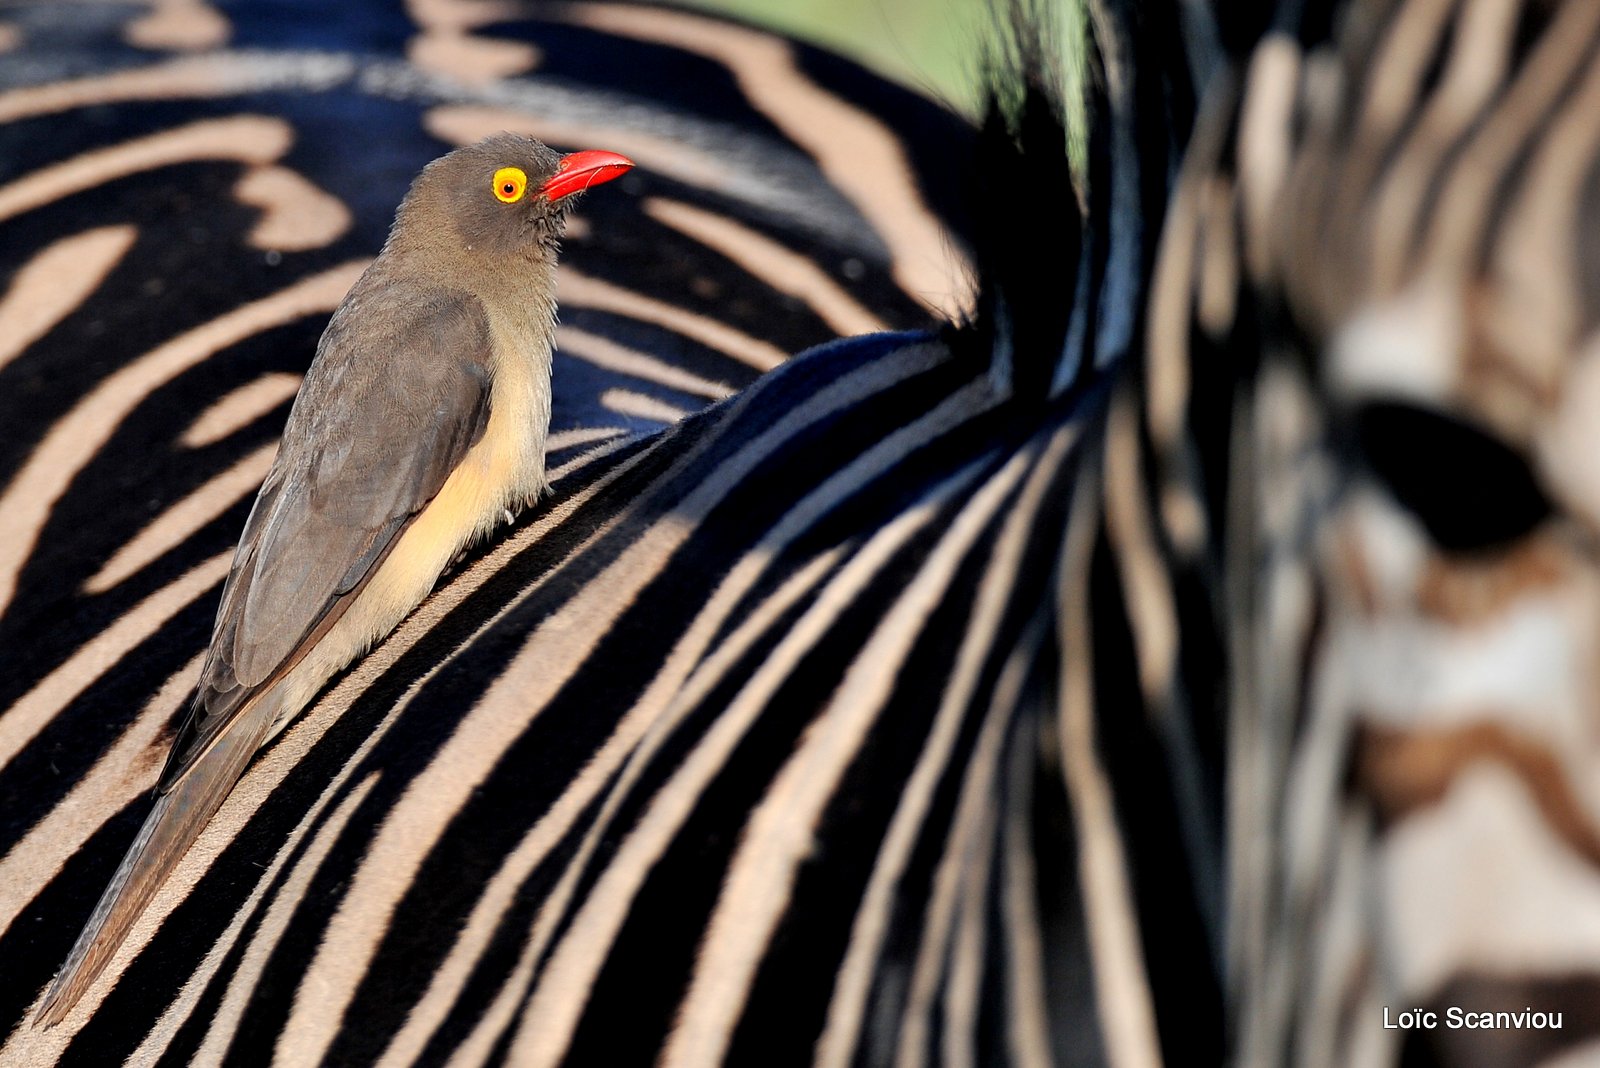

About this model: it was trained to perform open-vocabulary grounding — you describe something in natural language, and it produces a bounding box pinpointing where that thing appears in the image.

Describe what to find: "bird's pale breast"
[266,306,552,728]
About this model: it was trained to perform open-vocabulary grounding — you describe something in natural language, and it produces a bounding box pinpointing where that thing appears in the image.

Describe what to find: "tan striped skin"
[0,1,1160,1065]
[40,0,1600,1064]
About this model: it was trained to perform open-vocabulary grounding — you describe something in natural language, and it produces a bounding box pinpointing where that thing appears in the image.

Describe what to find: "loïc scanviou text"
[1383,1008,1563,1030]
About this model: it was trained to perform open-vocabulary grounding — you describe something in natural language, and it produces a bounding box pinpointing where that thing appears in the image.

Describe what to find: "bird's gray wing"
[160,279,495,791]
[36,280,497,1028]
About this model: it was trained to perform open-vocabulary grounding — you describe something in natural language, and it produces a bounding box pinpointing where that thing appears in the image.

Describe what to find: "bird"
[35,133,633,1027]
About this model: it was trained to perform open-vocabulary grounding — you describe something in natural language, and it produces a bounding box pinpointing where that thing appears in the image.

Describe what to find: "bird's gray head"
[391,133,633,260]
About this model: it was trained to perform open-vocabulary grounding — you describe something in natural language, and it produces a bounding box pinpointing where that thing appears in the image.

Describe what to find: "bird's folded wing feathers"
[158,282,495,792]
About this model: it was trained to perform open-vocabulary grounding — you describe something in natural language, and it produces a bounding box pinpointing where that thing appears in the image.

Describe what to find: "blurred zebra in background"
[1160,1,1600,1065]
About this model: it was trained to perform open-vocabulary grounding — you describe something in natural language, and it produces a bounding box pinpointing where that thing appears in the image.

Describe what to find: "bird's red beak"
[540,150,634,201]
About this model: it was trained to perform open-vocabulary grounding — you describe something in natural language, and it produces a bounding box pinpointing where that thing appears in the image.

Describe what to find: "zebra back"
[0,1,1068,1062]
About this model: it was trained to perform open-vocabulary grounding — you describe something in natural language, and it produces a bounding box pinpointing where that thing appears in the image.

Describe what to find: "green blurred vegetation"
[677,0,1001,118]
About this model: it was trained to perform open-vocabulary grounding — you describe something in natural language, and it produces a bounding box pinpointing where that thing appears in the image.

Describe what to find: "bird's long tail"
[34,688,283,1029]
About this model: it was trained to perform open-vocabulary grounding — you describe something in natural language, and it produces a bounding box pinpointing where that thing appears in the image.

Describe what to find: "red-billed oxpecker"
[36,134,634,1027]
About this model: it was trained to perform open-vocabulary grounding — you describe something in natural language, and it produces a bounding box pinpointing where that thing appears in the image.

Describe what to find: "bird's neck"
[384,236,561,353]
[477,255,560,363]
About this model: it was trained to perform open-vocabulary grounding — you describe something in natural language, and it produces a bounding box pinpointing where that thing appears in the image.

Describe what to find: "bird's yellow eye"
[493,166,527,204]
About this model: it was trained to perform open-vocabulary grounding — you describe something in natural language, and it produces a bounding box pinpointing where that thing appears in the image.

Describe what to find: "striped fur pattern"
[0,0,1235,1060]
[1147,1,1600,1063]
[37,0,1600,1064]
[0,0,1098,1062]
